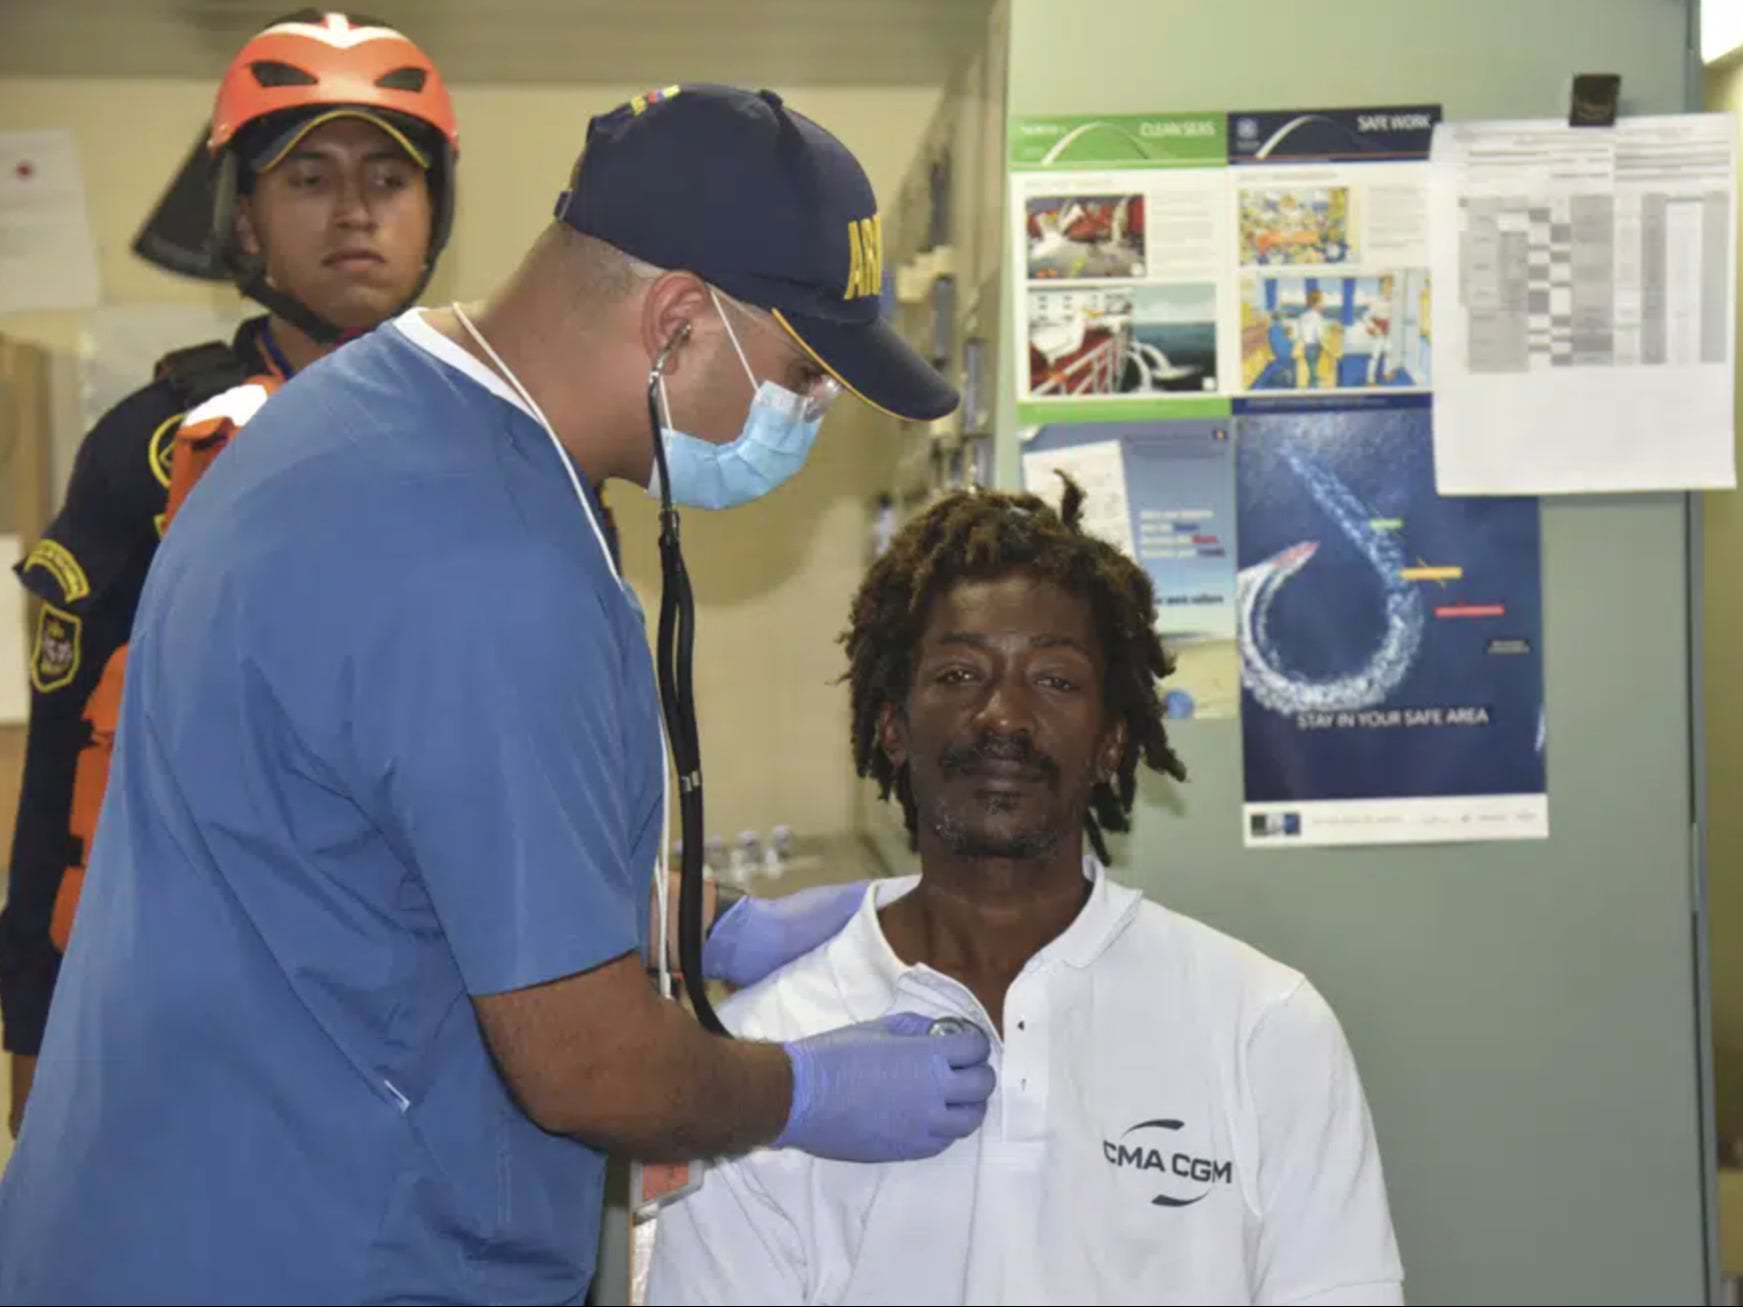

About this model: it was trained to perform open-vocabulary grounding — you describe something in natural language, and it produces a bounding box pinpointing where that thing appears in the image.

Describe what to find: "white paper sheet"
[1428,113,1738,495]
[80,304,244,432]
[0,536,27,724]
[0,130,101,315]
[1019,438,1136,557]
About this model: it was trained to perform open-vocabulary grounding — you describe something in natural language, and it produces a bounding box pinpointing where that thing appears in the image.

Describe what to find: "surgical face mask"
[649,289,839,511]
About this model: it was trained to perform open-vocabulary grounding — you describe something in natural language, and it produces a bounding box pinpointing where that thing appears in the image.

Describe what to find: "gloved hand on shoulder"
[701,880,869,989]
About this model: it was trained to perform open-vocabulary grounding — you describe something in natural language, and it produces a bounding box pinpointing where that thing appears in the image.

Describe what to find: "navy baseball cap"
[554,83,958,424]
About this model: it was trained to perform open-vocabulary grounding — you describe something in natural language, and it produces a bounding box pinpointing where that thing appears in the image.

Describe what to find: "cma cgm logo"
[1102,1119,1234,1208]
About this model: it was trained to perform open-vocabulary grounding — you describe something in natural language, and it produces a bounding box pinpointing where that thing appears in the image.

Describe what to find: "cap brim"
[253,108,431,173]
[772,309,959,423]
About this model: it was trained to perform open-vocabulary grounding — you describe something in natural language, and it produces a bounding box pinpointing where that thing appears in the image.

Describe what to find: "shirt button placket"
[1006,982,1051,1141]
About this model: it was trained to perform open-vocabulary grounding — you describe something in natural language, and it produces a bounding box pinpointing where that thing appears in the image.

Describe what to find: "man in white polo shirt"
[645,476,1404,1306]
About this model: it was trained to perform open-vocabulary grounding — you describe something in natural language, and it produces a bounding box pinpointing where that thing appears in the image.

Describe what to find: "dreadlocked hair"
[842,474,1188,866]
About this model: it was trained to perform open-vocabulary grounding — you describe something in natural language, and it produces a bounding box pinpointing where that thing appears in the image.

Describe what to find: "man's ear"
[1098,717,1128,784]
[640,270,712,377]
[878,702,909,771]
[233,197,262,260]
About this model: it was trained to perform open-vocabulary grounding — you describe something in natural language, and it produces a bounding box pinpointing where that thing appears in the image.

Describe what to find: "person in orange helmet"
[0,8,459,1135]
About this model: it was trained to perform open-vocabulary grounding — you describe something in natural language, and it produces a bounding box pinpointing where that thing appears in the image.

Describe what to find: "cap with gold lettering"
[554,83,958,424]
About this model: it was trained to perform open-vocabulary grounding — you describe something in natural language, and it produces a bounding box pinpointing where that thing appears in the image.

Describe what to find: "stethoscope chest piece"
[928,1016,978,1038]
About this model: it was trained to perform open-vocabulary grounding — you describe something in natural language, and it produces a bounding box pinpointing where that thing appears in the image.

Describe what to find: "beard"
[931,804,1066,860]
[920,732,1079,861]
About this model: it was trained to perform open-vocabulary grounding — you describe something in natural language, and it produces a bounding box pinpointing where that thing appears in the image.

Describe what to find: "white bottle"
[765,825,792,880]
[731,830,761,887]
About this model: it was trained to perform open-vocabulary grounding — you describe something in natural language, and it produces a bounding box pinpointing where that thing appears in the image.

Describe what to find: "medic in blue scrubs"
[0,84,994,1304]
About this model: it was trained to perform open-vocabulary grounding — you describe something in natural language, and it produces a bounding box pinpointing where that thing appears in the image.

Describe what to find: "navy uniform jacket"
[0,318,272,1055]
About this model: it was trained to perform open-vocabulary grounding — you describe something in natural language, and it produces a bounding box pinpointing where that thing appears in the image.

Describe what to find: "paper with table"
[1428,113,1738,495]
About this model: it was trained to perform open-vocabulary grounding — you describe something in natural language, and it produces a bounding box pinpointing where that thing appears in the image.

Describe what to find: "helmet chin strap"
[241,271,346,344]
[237,252,440,348]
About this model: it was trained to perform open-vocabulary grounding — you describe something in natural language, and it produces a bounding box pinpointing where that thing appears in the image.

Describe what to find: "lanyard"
[257,321,296,381]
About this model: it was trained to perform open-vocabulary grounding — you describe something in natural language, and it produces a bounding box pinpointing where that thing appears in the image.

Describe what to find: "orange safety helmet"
[134,9,459,343]
[209,11,458,161]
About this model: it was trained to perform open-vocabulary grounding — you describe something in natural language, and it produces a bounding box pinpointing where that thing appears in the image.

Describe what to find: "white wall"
[1705,56,1743,1159]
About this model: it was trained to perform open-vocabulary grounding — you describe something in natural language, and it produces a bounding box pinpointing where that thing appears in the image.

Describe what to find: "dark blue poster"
[1235,396,1548,847]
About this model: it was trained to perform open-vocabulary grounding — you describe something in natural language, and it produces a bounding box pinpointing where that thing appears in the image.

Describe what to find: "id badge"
[628,1158,706,1305]
[629,1157,706,1220]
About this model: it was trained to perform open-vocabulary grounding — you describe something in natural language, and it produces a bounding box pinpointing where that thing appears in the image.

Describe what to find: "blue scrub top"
[0,318,664,1304]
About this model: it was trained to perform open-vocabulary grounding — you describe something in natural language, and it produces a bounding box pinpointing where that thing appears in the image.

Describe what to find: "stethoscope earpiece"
[652,322,693,381]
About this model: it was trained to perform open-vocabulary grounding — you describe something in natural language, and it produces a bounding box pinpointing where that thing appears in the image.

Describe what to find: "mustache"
[938,732,1061,784]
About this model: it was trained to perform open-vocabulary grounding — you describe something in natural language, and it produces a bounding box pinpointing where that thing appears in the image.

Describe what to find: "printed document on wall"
[80,303,245,433]
[0,130,101,314]
[1238,398,1547,847]
[1229,105,1440,399]
[1429,114,1737,494]
[1009,113,1234,427]
[0,536,25,724]
[1022,421,1239,719]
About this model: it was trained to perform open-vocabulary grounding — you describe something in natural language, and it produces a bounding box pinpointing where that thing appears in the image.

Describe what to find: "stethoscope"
[642,323,729,1036]
[452,306,725,1032]
[928,1016,977,1038]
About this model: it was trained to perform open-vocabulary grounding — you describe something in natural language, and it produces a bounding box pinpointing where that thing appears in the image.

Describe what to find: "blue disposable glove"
[774,1012,996,1162]
[702,881,869,989]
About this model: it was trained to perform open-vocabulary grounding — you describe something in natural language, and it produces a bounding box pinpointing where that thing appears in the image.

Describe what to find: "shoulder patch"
[19,539,91,604]
[149,411,184,488]
[30,603,82,694]
[182,381,272,433]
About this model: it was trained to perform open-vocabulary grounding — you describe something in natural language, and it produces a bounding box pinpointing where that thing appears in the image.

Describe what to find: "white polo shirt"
[645,862,1404,1306]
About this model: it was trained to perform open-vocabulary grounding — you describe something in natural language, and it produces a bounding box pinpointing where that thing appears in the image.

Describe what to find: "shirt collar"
[828,854,1144,1026]
[389,307,620,579]
[391,307,539,420]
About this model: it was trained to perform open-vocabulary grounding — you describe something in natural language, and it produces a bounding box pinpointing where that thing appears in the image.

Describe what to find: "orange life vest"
[53,375,283,951]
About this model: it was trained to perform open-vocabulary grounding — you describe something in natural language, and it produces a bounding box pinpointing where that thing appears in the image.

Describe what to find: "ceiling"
[0,0,994,86]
